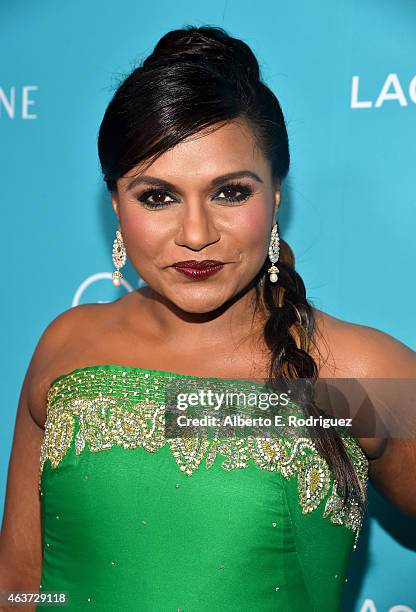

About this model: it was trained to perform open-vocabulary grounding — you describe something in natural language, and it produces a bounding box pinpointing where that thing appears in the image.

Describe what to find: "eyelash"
[136,181,254,209]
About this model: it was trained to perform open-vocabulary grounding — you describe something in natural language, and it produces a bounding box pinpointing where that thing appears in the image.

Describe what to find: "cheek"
[120,199,272,258]
[120,207,163,253]
[234,205,271,249]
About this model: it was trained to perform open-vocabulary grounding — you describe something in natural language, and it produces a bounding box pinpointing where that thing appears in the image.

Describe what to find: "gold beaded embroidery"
[39,366,368,545]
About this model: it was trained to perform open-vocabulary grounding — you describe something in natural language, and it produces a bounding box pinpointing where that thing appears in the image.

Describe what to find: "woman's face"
[112,119,280,314]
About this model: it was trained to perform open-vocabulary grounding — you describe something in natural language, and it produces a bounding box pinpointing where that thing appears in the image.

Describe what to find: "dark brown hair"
[97,25,365,514]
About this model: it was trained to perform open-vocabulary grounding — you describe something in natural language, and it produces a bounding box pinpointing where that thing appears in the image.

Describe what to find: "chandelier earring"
[267,222,280,283]
[112,229,127,286]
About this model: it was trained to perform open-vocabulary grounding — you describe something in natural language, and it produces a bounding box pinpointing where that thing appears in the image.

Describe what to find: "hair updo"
[98,25,365,515]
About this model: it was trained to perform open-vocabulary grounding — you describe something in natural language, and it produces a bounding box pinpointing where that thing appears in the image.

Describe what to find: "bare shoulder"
[26,290,151,428]
[26,302,116,428]
[311,307,415,377]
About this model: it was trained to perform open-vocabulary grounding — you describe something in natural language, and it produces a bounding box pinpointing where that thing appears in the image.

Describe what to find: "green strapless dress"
[37,365,368,611]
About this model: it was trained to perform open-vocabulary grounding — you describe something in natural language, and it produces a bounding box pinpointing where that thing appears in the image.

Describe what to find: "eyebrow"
[125,170,263,192]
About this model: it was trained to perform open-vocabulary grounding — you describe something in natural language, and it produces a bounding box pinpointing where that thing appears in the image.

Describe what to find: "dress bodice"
[38,364,368,611]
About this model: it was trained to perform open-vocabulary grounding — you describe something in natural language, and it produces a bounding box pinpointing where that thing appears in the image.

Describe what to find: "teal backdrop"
[1,1,415,610]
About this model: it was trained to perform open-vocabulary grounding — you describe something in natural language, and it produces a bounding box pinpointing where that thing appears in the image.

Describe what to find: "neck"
[133,280,266,352]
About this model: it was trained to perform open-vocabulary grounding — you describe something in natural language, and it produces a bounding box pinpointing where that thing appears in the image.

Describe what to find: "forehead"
[121,119,269,184]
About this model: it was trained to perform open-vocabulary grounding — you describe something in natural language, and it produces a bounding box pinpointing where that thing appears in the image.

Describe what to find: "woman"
[0,25,415,612]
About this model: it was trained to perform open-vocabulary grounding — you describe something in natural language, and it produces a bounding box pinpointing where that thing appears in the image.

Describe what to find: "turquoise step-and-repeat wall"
[1,1,415,610]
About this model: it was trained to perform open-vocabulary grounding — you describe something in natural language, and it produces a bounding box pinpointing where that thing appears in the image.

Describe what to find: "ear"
[111,190,120,221]
[273,185,281,221]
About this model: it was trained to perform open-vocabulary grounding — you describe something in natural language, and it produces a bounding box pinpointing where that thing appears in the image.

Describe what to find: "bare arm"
[0,306,85,608]
[361,330,416,517]
[0,370,43,595]
[316,311,416,517]
[0,370,47,612]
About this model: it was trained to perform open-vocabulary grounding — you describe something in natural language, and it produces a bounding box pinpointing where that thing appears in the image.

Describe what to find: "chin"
[169,288,231,314]
[175,299,224,314]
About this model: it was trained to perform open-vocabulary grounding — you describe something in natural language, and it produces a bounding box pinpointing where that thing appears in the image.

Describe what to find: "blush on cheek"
[237,204,270,243]
[121,208,163,251]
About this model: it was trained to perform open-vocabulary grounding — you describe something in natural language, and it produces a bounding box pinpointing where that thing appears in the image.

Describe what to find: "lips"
[172,260,225,270]
[172,260,225,280]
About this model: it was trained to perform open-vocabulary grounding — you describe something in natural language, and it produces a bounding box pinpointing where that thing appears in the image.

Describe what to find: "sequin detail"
[39,366,368,544]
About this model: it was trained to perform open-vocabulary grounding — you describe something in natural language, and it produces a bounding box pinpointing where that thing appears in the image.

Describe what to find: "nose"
[174,201,220,251]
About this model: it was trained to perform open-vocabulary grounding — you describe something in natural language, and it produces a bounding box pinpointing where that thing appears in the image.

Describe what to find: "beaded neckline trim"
[40,364,368,548]
[48,363,260,395]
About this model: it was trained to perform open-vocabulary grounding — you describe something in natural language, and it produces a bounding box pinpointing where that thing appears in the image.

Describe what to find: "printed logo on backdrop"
[351,73,416,108]
[0,86,38,119]
[3,77,415,118]
[71,272,147,306]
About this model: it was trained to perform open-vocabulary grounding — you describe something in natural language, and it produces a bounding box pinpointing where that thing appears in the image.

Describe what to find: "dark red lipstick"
[172,259,225,280]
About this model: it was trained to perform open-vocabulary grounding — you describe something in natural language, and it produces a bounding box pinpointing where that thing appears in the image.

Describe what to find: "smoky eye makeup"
[214,181,254,203]
[135,180,255,209]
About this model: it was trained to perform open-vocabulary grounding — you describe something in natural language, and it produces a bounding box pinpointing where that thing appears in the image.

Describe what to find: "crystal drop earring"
[112,229,127,286]
[267,222,280,283]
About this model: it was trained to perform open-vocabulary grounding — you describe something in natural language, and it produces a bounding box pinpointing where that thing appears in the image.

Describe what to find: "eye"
[135,181,253,210]
[214,182,253,204]
[136,189,177,209]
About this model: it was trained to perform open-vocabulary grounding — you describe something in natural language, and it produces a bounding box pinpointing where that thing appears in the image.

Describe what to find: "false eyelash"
[217,181,253,203]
